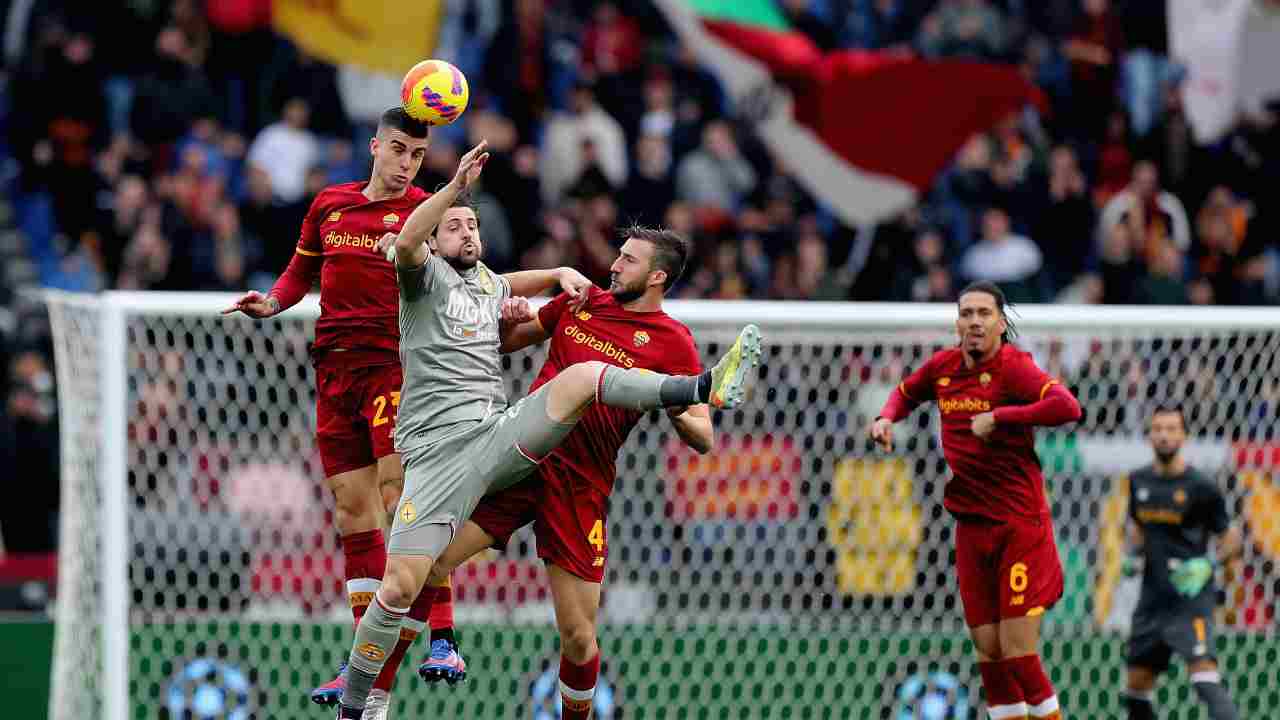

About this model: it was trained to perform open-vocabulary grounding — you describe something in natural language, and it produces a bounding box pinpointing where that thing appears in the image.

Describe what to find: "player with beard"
[411,226,711,719]
[332,143,760,719]
[870,281,1083,720]
[1121,406,1242,720]
[224,108,466,716]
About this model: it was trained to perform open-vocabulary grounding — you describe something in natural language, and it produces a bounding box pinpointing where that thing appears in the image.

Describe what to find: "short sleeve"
[1004,350,1059,404]
[537,291,575,333]
[898,353,938,405]
[663,324,703,376]
[296,195,325,257]
[1201,482,1231,535]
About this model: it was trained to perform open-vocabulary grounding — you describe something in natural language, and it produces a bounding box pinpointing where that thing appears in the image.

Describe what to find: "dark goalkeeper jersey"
[1128,465,1230,616]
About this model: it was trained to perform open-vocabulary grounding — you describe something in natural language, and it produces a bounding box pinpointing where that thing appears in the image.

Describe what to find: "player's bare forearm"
[396,177,467,262]
[503,267,584,298]
[669,404,713,454]
[991,383,1082,427]
[1127,520,1145,553]
[499,317,549,354]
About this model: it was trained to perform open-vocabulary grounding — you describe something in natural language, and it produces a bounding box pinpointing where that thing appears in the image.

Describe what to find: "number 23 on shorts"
[371,391,400,427]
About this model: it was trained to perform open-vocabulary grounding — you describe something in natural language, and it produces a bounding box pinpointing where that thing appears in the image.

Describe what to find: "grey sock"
[341,597,406,712]
[598,365,696,410]
[1193,680,1239,720]
[1123,691,1156,720]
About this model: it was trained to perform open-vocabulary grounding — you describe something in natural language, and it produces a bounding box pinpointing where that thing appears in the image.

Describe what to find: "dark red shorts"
[314,354,402,477]
[469,459,609,583]
[954,512,1064,628]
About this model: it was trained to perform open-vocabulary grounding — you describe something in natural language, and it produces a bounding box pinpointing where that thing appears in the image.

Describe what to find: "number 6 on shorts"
[1010,562,1029,593]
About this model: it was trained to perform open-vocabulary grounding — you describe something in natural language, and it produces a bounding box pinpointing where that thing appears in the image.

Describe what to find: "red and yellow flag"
[272,0,444,76]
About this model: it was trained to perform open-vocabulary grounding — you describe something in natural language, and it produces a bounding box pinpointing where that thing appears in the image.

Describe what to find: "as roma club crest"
[382,212,400,227]
[979,372,992,386]
[633,331,650,347]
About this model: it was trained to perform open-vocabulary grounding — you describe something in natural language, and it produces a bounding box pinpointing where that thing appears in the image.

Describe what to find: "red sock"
[428,580,454,632]
[559,653,600,720]
[1005,655,1061,719]
[372,587,431,691]
[979,660,1027,719]
[340,530,386,626]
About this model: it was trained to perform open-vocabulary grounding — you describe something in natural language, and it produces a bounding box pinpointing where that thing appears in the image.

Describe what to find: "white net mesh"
[47,294,1280,719]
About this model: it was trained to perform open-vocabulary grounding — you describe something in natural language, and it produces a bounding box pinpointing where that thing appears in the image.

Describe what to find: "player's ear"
[649,268,667,289]
[369,137,378,158]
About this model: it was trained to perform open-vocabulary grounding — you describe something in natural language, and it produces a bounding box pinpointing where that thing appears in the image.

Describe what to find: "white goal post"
[45,290,1280,720]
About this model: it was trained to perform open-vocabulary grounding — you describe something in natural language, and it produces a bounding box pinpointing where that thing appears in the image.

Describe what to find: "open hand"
[455,140,490,189]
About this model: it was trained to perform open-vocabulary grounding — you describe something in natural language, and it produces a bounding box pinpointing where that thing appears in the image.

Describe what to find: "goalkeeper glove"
[1168,556,1213,597]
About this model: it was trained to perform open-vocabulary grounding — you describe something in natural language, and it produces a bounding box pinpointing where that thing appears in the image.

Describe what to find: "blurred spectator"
[675,120,757,213]
[1133,238,1189,305]
[580,2,642,78]
[484,0,553,141]
[1033,145,1095,294]
[246,98,319,204]
[960,206,1045,301]
[130,26,219,156]
[1097,160,1191,264]
[1192,189,1270,306]
[1064,0,1122,140]
[0,351,58,552]
[1118,0,1173,138]
[542,82,628,204]
[623,133,676,227]
[916,0,1006,61]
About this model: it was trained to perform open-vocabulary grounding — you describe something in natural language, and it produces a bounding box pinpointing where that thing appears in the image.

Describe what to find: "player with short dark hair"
[1121,406,1242,720]
[870,281,1083,720]
[225,107,475,717]
[332,141,761,719]
[413,225,709,719]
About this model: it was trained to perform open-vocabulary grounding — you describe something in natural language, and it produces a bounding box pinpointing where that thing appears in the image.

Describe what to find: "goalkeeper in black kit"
[1121,406,1243,720]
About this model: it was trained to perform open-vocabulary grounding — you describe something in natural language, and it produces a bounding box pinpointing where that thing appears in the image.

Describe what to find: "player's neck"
[362,176,406,203]
[620,292,662,313]
[1154,456,1186,476]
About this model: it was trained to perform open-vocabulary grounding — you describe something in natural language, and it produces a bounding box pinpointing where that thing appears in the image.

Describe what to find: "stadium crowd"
[1,0,1279,559]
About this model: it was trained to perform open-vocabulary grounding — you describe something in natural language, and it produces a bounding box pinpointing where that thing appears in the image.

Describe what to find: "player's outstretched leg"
[1000,616,1061,719]
[1189,662,1239,720]
[545,324,762,424]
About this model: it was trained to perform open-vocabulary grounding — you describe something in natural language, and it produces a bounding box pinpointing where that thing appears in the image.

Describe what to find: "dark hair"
[621,224,689,291]
[1150,404,1187,430]
[378,107,431,139]
[958,280,1017,342]
[430,188,480,238]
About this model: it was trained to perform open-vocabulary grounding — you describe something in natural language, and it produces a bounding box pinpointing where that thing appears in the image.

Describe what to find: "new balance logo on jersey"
[939,397,991,414]
[563,324,636,368]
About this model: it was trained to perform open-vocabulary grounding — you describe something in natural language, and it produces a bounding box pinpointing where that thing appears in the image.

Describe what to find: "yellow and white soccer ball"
[400,59,469,126]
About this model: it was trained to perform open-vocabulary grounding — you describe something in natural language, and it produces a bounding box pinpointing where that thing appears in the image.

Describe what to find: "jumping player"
[415,226,711,719]
[223,108,460,716]
[333,141,761,719]
[870,281,1083,720]
[1121,406,1242,720]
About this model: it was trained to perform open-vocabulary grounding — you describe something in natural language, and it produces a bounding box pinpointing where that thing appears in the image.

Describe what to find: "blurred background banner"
[271,0,444,76]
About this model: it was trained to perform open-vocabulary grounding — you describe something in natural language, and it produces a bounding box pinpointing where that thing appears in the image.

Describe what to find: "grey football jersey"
[395,253,511,451]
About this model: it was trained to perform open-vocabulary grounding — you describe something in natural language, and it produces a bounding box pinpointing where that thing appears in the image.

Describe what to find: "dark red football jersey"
[295,181,430,355]
[897,343,1061,520]
[531,286,702,494]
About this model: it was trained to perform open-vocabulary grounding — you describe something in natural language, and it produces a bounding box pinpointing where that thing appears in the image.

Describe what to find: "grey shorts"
[387,384,574,557]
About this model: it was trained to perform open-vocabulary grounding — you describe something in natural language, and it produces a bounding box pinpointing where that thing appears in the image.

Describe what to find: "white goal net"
[46,292,1280,719]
